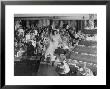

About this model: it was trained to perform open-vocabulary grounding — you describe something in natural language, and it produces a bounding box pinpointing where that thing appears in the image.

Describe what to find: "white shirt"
[17,49,24,57]
[84,68,94,76]
[60,61,70,74]
[31,40,36,48]
[25,33,31,42]
[18,29,24,36]
[34,30,38,35]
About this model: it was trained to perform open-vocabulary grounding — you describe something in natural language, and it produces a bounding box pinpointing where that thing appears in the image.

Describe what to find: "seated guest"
[62,59,70,75]
[56,55,70,76]
[26,41,35,57]
[16,47,25,58]
[82,62,94,76]
[56,61,70,76]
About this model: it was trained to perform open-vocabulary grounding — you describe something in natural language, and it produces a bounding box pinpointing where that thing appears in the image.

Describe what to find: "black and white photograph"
[4,4,106,85]
[14,14,97,76]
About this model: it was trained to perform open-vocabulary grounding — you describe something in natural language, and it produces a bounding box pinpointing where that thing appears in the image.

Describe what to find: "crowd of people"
[14,20,84,58]
[14,19,96,76]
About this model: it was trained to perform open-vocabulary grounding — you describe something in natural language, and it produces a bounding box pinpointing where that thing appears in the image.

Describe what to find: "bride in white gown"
[45,30,62,62]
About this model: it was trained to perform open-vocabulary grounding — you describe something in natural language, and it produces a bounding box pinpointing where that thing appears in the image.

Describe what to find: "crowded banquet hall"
[14,14,97,76]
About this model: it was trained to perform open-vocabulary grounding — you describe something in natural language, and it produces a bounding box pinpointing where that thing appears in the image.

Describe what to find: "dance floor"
[14,61,59,76]
[37,63,59,76]
[14,59,40,76]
